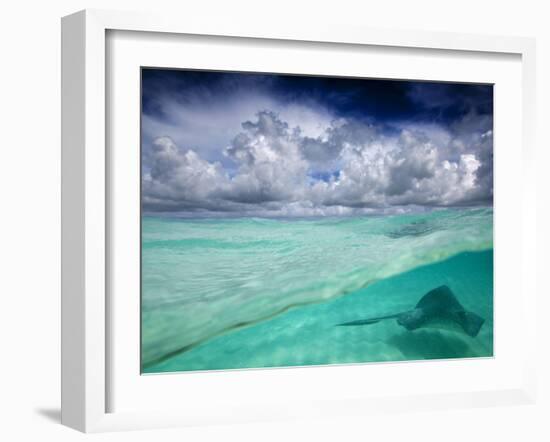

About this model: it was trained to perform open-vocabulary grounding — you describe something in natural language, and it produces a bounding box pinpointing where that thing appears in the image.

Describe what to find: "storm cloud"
[142,70,493,216]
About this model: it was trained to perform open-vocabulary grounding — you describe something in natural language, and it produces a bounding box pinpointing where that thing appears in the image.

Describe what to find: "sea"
[141,207,493,373]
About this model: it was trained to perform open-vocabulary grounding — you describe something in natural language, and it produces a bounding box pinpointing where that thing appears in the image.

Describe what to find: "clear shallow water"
[141,208,493,373]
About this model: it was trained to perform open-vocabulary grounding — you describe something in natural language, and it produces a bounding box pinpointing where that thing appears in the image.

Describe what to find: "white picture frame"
[61,9,538,433]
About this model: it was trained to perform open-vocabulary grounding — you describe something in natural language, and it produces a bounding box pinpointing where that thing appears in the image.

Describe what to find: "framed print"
[139,68,494,374]
[61,9,538,433]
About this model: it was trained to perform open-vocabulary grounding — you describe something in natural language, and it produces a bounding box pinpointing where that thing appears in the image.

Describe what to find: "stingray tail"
[336,314,401,326]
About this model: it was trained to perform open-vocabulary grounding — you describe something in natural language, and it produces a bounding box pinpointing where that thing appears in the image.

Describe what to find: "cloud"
[141,76,335,172]
[142,137,228,211]
[142,109,493,216]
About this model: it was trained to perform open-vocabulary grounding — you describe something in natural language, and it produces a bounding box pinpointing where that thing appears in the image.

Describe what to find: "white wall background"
[0,1,547,441]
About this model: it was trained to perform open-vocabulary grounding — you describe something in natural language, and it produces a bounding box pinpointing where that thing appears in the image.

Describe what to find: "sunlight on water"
[141,208,493,372]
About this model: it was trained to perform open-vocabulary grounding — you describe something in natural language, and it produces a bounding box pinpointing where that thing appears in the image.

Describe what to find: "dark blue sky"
[142,68,492,128]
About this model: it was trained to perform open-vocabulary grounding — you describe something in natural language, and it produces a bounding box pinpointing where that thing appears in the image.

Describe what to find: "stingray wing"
[416,286,485,337]
[415,285,464,313]
[458,310,485,337]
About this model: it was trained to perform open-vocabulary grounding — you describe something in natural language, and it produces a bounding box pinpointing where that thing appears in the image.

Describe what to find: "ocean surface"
[141,208,493,373]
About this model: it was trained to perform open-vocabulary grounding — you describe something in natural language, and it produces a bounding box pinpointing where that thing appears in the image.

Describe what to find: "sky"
[141,68,493,216]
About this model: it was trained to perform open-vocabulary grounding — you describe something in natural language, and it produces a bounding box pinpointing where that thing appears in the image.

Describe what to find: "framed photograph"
[61,9,538,432]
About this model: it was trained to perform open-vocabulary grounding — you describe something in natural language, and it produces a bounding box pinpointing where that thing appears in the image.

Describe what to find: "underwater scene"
[142,208,493,373]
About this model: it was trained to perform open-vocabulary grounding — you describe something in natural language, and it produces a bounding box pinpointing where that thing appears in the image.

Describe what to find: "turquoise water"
[141,208,493,373]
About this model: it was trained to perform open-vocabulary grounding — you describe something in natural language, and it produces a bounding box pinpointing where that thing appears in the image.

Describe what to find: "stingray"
[337,285,485,337]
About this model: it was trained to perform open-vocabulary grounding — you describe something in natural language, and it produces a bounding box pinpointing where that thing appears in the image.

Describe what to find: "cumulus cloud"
[141,80,334,172]
[142,109,493,216]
